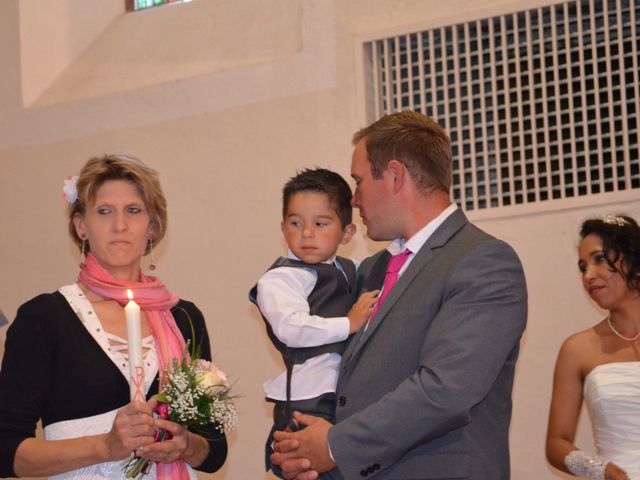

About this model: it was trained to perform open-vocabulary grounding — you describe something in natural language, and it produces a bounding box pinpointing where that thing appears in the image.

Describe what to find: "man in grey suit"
[271,111,527,479]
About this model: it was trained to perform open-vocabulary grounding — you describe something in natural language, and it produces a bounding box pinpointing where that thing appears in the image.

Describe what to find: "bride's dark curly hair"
[580,215,640,293]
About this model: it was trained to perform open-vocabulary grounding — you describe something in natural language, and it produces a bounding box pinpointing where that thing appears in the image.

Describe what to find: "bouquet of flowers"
[123,342,236,479]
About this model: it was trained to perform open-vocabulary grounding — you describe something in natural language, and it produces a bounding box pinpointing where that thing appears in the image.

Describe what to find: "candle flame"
[127,289,133,300]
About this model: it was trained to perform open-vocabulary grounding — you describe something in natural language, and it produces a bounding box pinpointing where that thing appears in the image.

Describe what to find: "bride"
[546,215,640,480]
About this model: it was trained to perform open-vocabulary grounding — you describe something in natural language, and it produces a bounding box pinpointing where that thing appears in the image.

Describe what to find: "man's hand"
[271,412,336,479]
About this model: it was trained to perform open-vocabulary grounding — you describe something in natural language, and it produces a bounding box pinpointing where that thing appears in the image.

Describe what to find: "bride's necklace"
[607,314,640,342]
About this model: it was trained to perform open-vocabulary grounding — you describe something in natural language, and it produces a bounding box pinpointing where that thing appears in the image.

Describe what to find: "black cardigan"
[0,291,227,477]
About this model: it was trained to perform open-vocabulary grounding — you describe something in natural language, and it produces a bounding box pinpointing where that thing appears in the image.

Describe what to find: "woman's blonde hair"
[68,154,167,254]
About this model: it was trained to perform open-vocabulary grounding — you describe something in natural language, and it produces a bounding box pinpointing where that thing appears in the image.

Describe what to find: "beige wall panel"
[1,0,637,478]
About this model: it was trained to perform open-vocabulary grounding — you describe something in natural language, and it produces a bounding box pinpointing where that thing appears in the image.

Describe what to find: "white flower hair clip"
[62,175,79,204]
[599,215,629,227]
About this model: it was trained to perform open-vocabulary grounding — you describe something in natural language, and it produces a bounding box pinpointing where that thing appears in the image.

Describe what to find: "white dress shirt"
[386,203,458,276]
[256,251,353,401]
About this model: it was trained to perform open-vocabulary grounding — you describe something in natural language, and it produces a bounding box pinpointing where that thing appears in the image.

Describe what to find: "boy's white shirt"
[256,251,354,401]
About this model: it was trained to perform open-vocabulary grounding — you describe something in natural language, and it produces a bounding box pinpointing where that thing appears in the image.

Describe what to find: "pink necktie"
[369,249,412,320]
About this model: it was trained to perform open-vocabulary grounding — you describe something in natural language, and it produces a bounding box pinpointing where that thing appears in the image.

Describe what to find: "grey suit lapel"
[360,250,389,293]
[343,209,468,366]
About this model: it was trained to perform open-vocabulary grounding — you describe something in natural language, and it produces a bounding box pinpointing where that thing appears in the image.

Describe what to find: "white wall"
[0,0,636,478]
[19,0,123,105]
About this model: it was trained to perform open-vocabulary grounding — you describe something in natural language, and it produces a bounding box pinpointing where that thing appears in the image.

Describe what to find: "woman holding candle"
[0,155,227,479]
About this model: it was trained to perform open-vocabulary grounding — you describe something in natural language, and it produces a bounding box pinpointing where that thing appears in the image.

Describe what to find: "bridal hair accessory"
[63,175,79,204]
[606,314,640,342]
[598,215,629,227]
[564,450,608,480]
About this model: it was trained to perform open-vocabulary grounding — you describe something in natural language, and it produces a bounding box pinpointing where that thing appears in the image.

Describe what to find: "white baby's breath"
[161,356,236,431]
[210,397,238,433]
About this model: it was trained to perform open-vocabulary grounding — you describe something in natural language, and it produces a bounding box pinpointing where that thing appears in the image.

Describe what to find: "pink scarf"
[78,253,190,479]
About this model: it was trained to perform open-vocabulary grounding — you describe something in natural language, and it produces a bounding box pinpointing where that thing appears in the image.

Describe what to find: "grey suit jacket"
[326,209,527,479]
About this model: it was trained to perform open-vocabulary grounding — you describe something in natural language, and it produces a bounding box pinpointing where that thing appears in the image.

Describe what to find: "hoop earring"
[80,236,87,268]
[148,237,156,271]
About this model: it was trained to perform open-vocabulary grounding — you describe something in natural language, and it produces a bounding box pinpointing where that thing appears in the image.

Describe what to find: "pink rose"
[195,359,229,394]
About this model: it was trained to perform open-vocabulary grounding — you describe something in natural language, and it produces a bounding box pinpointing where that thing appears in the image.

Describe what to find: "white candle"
[125,289,144,402]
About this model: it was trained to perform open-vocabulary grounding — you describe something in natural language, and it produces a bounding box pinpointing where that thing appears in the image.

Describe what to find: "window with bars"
[127,0,192,11]
[364,0,640,211]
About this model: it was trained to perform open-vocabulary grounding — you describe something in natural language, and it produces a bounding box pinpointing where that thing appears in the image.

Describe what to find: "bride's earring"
[148,237,156,271]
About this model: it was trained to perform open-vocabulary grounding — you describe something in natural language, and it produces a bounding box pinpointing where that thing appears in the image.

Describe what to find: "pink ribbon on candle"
[131,365,145,402]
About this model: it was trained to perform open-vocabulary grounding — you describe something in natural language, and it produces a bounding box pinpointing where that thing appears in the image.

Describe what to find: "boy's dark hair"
[580,215,640,293]
[282,168,353,228]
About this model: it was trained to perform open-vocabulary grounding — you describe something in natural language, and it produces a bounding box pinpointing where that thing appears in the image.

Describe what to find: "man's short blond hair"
[353,111,452,193]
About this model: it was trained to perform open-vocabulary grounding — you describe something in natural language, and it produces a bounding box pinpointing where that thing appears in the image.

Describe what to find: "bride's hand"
[605,462,630,480]
[103,401,156,461]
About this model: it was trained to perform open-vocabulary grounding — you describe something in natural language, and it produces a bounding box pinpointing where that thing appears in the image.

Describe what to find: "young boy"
[249,168,378,475]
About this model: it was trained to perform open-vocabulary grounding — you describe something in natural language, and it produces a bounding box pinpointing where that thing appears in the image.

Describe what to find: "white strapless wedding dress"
[584,362,640,479]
